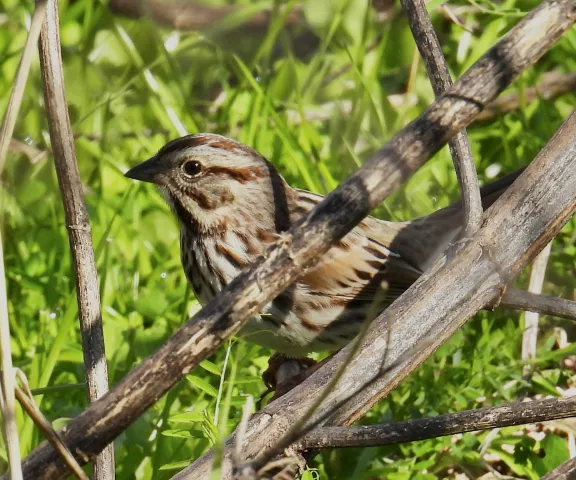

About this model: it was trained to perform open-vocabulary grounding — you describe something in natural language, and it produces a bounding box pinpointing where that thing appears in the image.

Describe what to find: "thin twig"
[476,71,576,122]
[522,242,552,377]
[0,231,22,479]
[7,139,49,165]
[287,71,576,127]
[38,0,114,478]
[499,289,576,322]
[440,4,480,33]
[13,371,88,480]
[401,0,483,237]
[298,395,576,449]
[233,396,254,466]
[0,0,48,175]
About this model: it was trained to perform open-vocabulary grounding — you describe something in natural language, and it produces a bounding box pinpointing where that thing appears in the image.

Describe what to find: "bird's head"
[125,133,290,233]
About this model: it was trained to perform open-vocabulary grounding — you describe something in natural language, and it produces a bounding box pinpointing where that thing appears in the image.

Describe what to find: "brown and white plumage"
[125,133,521,356]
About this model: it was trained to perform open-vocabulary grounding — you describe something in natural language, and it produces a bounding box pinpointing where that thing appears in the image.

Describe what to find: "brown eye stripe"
[204,166,266,183]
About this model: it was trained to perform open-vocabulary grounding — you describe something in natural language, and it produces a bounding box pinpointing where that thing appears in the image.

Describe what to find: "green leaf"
[161,429,205,439]
[531,374,561,397]
[159,460,192,471]
[186,375,218,397]
[168,412,205,424]
[533,435,570,475]
[135,289,169,317]
[199,360,221,376]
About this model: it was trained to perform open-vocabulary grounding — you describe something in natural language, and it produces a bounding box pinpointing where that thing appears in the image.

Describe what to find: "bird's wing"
[291,189,423,307]
[284,166,523,324]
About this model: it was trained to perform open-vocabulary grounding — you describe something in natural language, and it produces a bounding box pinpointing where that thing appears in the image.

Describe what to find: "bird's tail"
[390,167,525,270]
[472,167,525,210]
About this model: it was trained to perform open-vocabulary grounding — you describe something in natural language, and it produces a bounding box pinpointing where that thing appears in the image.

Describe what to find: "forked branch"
[500,289,576,322]
[401,0,483,236]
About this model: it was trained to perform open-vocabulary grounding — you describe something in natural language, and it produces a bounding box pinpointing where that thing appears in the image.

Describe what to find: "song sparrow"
[125,134,521,356]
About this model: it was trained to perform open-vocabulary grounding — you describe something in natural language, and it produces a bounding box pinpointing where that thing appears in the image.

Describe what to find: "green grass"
[1,0,576,478]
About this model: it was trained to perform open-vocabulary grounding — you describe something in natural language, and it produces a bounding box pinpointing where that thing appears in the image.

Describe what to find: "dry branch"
[298,395,576,449]
[500,289,576,322]
[38,0,113,478]
[12,0,576,477]
[14,372,88,480]
[401,0,482,237]
[476,71,576,122]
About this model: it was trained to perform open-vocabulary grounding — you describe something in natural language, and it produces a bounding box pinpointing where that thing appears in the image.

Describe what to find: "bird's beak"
[124,156,162,184]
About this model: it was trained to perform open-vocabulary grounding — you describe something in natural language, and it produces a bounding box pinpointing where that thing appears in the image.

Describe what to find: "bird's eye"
[182,160,202,177]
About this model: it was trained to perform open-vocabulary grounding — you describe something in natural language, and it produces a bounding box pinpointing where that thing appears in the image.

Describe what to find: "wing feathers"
[291,189,423,308]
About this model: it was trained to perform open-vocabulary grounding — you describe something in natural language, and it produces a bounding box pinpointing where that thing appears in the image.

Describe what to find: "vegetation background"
[1,0,576,478]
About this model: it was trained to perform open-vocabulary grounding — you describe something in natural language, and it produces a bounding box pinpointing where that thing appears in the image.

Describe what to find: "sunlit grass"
[1,0,575,477]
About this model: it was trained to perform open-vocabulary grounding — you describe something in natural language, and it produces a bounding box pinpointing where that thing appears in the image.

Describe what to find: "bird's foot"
[261,353,328,404]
